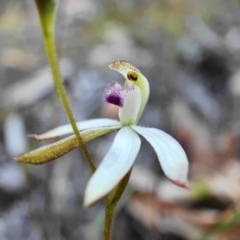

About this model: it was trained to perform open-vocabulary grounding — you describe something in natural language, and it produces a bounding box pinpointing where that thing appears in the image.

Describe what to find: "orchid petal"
[118,85,141,125]
[132,126,189,189]
[109,60,150,122]
[29,118,121,141]
[16,127,118,164]
[84,127,141,207]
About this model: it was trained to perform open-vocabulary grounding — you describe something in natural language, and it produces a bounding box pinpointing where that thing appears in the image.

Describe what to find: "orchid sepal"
[84,127,141,207]
[28,118,121,141]
[132,125,189,188]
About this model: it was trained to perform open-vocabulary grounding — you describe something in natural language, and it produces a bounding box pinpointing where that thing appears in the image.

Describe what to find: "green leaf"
[15,128,116,165]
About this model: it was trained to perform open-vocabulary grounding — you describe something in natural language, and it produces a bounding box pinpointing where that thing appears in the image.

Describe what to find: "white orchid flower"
[16,60,189,207]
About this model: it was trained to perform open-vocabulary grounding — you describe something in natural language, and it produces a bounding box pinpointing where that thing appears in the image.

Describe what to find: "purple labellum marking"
[105,93,124,108]
[103,81,125,108]
[103,81,135,108]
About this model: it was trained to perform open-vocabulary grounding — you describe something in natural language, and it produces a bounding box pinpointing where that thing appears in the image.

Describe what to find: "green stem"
[108,169,132,205]
[35,3,131,240]
[35,0,95,173]
[104,170,132,240]
[104,203,116,240]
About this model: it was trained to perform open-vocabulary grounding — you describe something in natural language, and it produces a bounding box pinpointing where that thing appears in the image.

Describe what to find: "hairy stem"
[104,170,132,240]
[35,0,95,173]
[104,203,116,240]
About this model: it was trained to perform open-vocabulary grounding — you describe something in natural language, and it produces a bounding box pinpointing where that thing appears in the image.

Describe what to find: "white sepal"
[132,126,189,189]
[119,85,141,125]
[29,119,121,140]
[84,126,141,207]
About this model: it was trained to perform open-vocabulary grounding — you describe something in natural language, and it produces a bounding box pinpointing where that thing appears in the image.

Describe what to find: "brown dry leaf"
[207,161,240,204]
[127,191,235,240]
[217,133,239,163]
[217,227,240,240]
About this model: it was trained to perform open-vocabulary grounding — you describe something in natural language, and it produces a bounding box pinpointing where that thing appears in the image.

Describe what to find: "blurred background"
[0,0,240,239]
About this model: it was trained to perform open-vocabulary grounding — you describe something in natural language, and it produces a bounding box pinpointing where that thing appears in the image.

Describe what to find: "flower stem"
[104,170,132,240]
[104,203,116,240]
[35,0,95,173]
